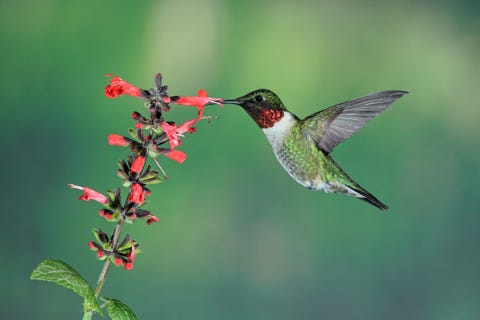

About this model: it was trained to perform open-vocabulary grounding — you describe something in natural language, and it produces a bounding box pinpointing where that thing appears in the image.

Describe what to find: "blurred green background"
[1,0,479,319]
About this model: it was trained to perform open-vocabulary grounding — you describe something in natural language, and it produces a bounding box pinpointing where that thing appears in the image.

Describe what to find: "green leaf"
[31,259,102,315]
[103,297,139,320]
[142,177,162,184]
[128,128,138,140]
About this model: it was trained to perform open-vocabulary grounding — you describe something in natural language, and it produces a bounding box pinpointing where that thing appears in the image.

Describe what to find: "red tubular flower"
[165,150,187,163]
[104,74,142,98]
[175,89,223,110]
[128,183,145,205]
[160,89,222,157]
[130,155,146,174]
[128,245,136,262]
[146,214,159,225]
[108,134,130,147]
[177,117,199,134]
[69,184,108,204]
[161,118,199,151]
[161,122,181,150]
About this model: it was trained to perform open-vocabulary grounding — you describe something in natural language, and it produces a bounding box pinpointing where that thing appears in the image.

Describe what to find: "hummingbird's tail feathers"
[347,185,389,211]
[302,90,408,154]
[324,179,389,210]
[321,154,389,210]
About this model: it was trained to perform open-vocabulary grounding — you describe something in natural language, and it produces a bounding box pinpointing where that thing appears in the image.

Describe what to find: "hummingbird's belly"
[273,142,325,190]
[262,112,326,190]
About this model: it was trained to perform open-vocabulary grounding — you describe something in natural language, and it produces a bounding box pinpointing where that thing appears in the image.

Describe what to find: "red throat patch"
[255,109,284,128]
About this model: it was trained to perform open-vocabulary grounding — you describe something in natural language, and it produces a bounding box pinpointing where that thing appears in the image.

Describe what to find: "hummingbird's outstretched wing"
[301,90,408,154]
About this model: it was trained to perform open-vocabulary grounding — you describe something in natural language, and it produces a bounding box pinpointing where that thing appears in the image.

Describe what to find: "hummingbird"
[223,89,408,210]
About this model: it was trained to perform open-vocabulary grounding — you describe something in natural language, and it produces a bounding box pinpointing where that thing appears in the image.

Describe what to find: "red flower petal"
[88,241,96,250]
[161,118,201,151]
[130,156,146,174]
[128,245,136,262]
[114,258,123,266]
[175,89,223,108]
[128,183,145,205]
[69,184,108,204]
[108,134,130,146]
[177,117,199,134]
[198,89,208,97]
[165,150,187,163]
[104,74,142,99]
[161,90,221,152]
[97,251,104,258]
[161,122,181,150]
[146,214,159,225]
[124,262,133,270]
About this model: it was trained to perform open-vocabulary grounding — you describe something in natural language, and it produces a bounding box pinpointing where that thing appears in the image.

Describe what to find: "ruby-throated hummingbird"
[223,89,407,210]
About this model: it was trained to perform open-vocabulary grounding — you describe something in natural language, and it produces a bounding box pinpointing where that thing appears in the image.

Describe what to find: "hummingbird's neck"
[246,108,284,129]
[262,111,297,148]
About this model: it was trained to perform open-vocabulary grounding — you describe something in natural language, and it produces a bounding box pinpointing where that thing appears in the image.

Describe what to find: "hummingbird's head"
[223,89,287,128]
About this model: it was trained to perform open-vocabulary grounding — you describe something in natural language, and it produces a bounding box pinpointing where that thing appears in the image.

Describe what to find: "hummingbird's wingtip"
[393,90,409,97]
[383,89,409,97]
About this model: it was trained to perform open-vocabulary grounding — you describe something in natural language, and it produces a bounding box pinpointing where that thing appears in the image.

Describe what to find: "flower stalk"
[94,217,125,297]
[32,72,224,319]
[68,73,224,318]
[83,217,127,320]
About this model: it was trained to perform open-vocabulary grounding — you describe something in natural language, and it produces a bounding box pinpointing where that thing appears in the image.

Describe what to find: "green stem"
[93,258,112,297]
[83,217,126,320]
[82,310,93,320]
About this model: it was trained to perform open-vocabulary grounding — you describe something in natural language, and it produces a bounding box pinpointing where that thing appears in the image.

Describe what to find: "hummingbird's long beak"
[222,99,241,105]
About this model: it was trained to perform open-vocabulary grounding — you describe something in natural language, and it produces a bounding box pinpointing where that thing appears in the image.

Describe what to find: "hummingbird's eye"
[255,95,265,102]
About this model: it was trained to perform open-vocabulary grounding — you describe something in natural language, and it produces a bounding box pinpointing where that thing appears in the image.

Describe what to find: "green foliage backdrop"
[1,0,479,319]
